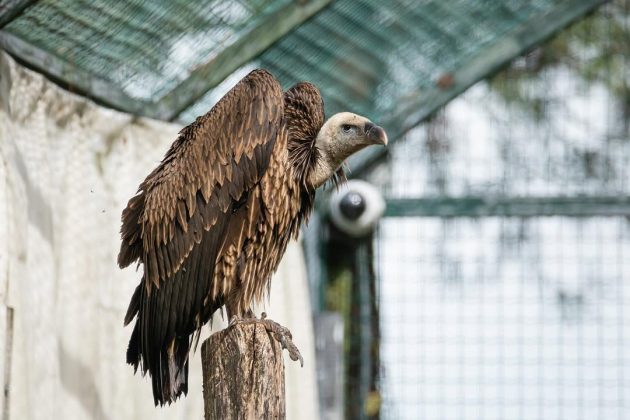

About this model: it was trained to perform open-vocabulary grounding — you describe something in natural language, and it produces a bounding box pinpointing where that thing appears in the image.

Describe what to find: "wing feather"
[119,69,284,405]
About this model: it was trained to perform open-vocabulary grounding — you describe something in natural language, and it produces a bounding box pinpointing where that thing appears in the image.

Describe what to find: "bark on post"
[201,322,286,420]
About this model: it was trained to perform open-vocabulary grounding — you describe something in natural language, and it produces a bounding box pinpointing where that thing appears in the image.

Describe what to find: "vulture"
[118,69,388,405]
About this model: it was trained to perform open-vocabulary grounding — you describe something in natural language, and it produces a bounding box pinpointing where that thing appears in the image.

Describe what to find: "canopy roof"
[0,0,605,173]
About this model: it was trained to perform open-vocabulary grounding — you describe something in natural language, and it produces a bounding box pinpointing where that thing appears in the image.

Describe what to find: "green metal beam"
[149,0,333,121]
[0,0,331,121]
[0,0,38,29]
[385,196,630,218]
[347,0,609,176]
[0,31,150,114]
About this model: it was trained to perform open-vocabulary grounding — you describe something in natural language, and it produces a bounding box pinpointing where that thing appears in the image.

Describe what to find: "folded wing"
[118,69,284,405]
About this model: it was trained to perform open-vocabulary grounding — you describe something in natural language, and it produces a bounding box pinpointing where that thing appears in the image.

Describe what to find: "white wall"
[0,51,318,420]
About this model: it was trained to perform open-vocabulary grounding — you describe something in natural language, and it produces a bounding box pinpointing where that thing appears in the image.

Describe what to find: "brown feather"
[119,70,330,406]
[285,82,324,187]
[119,69,284,405]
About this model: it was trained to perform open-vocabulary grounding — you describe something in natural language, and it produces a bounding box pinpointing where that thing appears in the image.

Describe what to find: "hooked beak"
[365,122,388,146]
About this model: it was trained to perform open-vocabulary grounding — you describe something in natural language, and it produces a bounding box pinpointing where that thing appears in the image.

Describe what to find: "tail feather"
[126,318,190,405]
[168,337,190,402]
[150,336,190,405]
[126,320,141,372]
[124,277,223,405]
[124,284,142,326]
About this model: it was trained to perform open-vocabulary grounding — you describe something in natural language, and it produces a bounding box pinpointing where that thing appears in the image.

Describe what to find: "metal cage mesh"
[368,2,630,418]
[3,0,291,99]
[378,217,630,419]
[182,0,565,122]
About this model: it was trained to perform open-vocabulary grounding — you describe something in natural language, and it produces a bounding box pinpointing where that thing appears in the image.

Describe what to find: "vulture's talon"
[257,316,303,367]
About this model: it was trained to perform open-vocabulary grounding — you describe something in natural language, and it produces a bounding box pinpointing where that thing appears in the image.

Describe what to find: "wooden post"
[201,322,286,420]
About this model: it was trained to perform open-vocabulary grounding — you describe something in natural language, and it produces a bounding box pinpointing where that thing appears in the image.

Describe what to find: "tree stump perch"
[201,322,286,419]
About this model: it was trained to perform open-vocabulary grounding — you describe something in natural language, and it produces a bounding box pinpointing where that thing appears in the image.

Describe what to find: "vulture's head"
[309,112,388,188]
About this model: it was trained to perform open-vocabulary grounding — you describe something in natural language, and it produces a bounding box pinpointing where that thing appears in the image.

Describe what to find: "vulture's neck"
[307,130,349,189]
[308,152,337,189]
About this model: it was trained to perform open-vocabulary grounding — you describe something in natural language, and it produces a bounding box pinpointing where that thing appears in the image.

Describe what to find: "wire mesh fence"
[323,1,630,418]
[377,217,630,420]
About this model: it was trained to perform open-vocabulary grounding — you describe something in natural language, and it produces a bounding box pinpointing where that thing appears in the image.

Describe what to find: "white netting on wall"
[0,51,318,420]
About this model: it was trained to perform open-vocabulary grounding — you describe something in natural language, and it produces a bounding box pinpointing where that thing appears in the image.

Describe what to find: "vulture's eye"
[342,124,355,134]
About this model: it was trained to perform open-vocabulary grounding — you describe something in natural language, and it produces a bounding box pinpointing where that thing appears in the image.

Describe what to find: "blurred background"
[0,0,628,419]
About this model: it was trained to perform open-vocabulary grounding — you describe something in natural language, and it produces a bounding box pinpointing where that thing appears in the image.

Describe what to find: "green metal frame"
[385,196,630,218]
[0,0,331,120]
[0,0,608,143]
[347,0,609,176]
[154,0,332,121]
[0,0,38,29]
[0,31,149,114]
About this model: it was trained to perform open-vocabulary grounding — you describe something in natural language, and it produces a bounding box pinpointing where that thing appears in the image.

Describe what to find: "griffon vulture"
[118,69,387,405]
